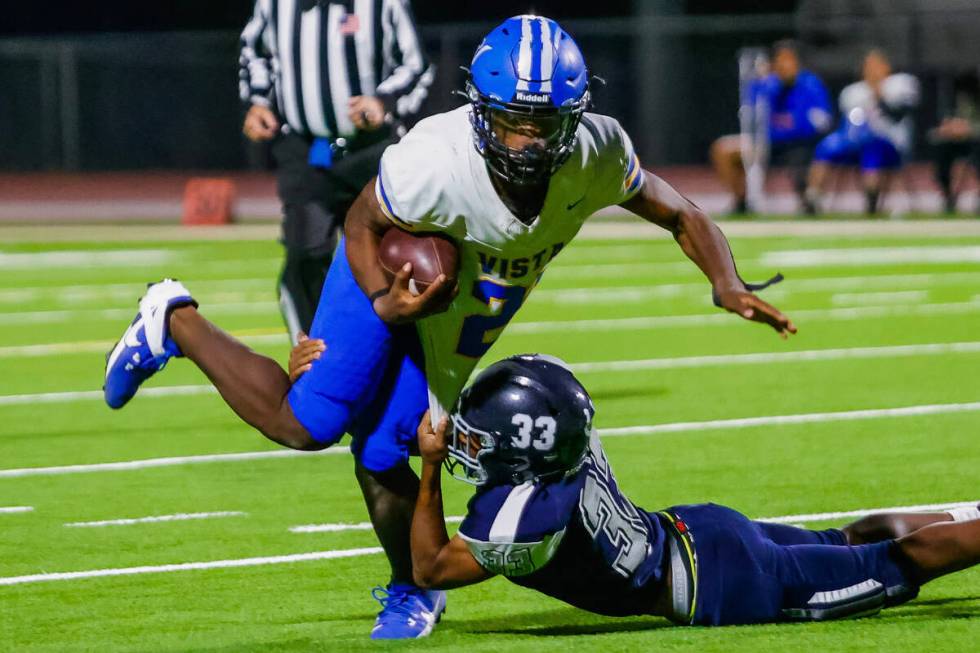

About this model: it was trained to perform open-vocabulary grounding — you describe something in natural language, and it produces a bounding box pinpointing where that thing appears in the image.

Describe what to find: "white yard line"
[567,341,980,373]
[0,278,271,305]
[757,501,980,525]
[0,341,117,358]
[831,291,928,306]
[289,522,376,534]
[0,547,385,586]
[0,385,217,406]
[2,499,976,587]
[508,300,980,334]
[0,302,279,326]
[0,506,33,514]
[599,402,980,438]
[4,341,979,407]
[0,332,287,359]
[65,511,246,528]
[2,402,977,479]
[0,447,350,479]
[762,245,980,267]
[536,272,980,305]
[290,516,464,534]
[0,249,176,269]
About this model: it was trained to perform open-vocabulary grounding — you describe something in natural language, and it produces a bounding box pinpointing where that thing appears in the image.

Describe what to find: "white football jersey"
[375,105,644,415]
[839,73,920,153]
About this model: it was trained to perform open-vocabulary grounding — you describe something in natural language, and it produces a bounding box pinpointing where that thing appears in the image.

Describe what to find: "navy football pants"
[671,503,917,626]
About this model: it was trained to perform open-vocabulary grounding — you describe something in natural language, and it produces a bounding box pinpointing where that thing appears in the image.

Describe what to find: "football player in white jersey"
[103,15,795,640]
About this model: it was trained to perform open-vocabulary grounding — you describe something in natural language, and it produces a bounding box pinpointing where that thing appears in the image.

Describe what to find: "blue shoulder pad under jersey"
[458,476,583,577]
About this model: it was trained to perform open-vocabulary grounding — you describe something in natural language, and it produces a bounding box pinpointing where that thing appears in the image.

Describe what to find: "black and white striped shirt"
[239,0,434,140]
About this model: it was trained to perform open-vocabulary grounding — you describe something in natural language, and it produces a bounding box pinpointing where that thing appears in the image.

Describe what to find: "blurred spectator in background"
[710,40,832,215]
[240,0,433,343]
[929,71,980,214]
[804,49,920,215]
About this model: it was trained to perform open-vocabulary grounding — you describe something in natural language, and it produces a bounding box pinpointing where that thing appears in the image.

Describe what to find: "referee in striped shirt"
[239,0,433,342]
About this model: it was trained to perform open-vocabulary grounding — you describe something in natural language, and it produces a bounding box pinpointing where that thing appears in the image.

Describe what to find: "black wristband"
[711,273,784,307]
[369,288,389,302]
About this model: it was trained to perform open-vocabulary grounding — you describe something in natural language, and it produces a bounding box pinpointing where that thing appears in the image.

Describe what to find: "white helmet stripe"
[538,17,553,81]
[517,15,533,81]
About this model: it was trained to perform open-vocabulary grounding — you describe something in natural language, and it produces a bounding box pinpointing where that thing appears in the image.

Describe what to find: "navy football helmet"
[465,15,591,185]
[447,354,595,486]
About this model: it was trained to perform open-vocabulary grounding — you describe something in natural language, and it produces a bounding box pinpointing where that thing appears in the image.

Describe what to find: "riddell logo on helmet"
[515,91,551,103]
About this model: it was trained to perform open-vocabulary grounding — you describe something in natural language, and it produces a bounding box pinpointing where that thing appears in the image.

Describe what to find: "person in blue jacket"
[711,40,833,214]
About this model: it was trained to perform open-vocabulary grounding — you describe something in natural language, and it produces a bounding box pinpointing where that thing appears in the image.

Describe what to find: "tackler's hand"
[373,262,458,324]
[717,288,797,339]
[417,410,450,466]
[287,332,326,382]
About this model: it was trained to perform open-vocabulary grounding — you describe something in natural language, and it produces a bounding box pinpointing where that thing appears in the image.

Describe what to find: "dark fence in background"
[0,33,243,171]
[1,7,978,171]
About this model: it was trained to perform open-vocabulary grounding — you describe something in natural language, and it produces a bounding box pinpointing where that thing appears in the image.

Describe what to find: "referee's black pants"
[271,131,394,343]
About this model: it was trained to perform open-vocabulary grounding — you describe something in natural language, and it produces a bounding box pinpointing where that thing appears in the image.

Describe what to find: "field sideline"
[1,220,978,652]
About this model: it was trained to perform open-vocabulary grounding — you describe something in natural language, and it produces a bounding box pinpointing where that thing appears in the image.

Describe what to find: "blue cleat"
[103,279,197,409]
[370,583,446,639]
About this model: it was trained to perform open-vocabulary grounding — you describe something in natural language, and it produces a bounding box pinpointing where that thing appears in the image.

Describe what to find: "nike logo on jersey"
[566,196,586,210]
[478,241,565,280]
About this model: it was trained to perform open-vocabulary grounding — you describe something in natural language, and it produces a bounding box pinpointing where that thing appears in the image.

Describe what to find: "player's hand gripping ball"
[378,228,459,295]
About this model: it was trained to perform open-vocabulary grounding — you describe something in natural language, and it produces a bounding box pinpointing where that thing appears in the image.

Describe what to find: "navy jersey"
[750,71,832,144]
[457,434,668,616]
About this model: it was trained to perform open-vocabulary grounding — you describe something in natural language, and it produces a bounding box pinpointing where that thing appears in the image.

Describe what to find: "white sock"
[947,505,980,522]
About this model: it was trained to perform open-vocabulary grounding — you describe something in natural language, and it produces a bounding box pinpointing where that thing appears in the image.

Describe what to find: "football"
[378,227,459,295]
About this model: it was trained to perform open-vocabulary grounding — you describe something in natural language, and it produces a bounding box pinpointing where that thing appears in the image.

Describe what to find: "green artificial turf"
[1,225,978,651]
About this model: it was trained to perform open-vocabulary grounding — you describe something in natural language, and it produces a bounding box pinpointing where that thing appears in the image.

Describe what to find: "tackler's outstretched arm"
[621,170,797,338]
[411,412,495,590]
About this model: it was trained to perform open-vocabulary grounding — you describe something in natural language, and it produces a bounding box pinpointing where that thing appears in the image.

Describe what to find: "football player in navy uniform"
[409,354,980,626]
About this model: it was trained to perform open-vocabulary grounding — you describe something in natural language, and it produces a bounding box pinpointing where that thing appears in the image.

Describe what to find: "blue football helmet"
[447,354,595,486]
[466,15,591,185]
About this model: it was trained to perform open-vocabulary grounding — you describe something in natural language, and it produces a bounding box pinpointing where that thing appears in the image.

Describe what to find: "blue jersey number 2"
[456,278,528,358]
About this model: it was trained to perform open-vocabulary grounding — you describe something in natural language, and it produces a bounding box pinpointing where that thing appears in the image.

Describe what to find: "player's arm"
[411,412,495,590]
[621,171,797,337]
[344,180,455,324]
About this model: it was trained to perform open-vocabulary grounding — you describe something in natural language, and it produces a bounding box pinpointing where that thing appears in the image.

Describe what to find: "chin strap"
[712,272,784,308]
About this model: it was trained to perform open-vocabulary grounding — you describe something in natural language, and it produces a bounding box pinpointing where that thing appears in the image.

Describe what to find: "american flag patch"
[340,13,360,35]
